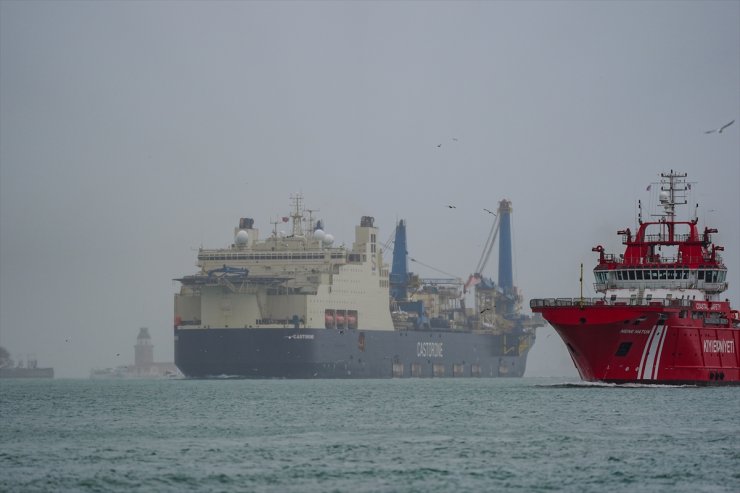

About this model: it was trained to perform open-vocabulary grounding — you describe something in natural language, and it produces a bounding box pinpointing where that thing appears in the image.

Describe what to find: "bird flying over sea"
[704,120,735,134]
[447,205,456,209]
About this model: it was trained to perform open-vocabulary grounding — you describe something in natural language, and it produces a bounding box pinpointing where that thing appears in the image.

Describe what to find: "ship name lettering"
[417,342,443,358]
[287,334,315,340]
[695,302,709,310]
[620,329,651,335]
[703,340,735,354]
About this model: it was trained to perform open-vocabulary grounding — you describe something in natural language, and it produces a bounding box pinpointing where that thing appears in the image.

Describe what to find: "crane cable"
[475,214,500,275]
[409,257,461,281]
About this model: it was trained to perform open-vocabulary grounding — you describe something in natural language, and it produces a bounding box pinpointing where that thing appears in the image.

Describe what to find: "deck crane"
[466,200,523,327]
[388,200,541,334]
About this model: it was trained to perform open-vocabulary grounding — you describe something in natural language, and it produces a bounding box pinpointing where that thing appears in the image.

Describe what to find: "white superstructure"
[174,195,393,331]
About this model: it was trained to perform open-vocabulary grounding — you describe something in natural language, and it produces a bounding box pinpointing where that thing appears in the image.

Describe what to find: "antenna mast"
[289,193,304,236]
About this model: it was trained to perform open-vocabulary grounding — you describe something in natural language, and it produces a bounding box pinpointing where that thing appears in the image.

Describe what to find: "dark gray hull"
[174,327,532,378]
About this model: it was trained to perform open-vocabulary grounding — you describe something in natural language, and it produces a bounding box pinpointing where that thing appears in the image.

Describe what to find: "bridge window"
[636,270,643,280]
[629,270,635,280]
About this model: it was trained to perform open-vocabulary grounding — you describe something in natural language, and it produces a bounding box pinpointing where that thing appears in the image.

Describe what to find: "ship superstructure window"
[697,270,725,282]
[198,252,342,262]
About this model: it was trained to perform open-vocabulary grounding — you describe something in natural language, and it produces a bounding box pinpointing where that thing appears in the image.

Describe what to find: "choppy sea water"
[1,378,738,492]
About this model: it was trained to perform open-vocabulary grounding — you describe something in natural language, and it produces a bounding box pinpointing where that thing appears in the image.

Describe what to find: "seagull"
[447,205,456,209]
[436,144,442,148]
[483,208,496,215]
[704,120,735,134]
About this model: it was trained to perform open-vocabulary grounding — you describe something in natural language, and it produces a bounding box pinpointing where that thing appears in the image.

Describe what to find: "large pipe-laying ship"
[174,195,542,378]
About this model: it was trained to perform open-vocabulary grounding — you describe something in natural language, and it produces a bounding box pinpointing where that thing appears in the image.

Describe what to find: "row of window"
[595,269,727,283]
[198,252,346,261]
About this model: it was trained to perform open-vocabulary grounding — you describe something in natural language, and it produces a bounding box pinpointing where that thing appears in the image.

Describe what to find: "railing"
[632,233,695,244]
[592,281,728,293]
[530,297,693,309]
[597,254,723,265]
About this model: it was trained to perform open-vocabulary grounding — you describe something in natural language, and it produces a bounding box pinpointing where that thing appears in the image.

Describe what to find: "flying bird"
[483,208,496,215]
[704,120,735,134]
[480,308,491,314]
[447,205,456,209]
[452,138,459,141]
[436,144,442,148]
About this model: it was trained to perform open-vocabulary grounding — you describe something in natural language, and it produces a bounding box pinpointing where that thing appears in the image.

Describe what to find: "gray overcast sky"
[1,1,738,378]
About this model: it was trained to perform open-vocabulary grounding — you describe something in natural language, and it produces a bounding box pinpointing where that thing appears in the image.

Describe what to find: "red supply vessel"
[531,171,739,385]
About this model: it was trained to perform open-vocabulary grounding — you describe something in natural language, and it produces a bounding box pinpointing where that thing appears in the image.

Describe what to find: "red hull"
[533,302,740,385]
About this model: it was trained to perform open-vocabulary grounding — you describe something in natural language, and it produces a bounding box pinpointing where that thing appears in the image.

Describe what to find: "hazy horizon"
[1,1,738,378]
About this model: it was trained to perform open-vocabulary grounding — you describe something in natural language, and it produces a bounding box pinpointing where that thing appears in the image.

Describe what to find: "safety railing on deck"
[598,254,722,265]
[530,297,693,309]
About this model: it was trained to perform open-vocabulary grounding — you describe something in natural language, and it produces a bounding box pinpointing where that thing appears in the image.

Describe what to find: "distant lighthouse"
[134,327,154,370]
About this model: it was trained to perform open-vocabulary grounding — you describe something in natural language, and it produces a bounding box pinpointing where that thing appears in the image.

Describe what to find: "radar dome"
[314,229,326,241]
[235,230,249,244]
[659,191,669,203]
[323,234,334,246]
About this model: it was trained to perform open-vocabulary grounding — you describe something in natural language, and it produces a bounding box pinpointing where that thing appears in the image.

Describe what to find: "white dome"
[659,191,669,203]
[235,230,249,244]
[323,234,334,246]
[314,229,326,241]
